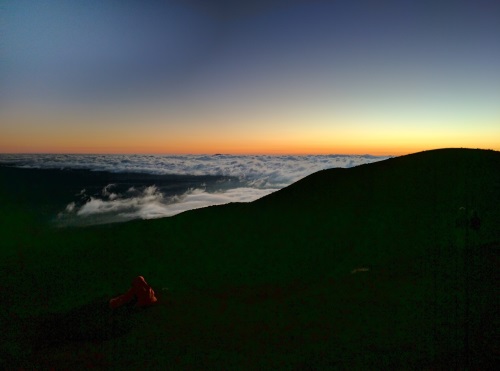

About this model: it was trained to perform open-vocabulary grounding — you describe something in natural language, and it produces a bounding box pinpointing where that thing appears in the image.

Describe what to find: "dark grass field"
[1,148,499,369]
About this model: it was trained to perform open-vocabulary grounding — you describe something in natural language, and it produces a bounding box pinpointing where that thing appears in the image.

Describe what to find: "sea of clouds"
[0,154,390,225]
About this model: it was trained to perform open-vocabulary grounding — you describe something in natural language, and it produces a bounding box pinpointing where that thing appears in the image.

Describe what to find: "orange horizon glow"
[1,125,498,157]
[1,141,497,157]
[2,112,499,157]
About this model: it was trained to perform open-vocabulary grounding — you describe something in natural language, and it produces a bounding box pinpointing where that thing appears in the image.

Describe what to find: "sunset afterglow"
[1,0,499,155]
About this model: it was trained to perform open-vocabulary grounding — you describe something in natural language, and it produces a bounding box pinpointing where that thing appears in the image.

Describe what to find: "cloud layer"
[0,154,389,188]
[1,154,390,225]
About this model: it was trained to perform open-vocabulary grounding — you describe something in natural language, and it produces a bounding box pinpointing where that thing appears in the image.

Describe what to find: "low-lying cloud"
[57,184,277,226]
[1,153,390,225]
[0,153,389,189]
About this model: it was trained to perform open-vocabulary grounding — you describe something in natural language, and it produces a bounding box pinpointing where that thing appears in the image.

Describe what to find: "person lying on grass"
[109,276,158,309]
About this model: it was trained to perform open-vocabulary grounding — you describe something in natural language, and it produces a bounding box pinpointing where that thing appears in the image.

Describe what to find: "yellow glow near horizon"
[1,109,499,156]
[2,128,498,156]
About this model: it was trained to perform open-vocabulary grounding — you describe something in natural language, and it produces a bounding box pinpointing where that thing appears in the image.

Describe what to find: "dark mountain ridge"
[1,148,498,369]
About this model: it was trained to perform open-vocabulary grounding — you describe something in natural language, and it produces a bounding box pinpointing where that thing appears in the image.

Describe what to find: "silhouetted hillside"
[1,148,498,369]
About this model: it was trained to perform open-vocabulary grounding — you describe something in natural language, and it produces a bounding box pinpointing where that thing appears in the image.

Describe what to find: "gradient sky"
[1,0,499,155]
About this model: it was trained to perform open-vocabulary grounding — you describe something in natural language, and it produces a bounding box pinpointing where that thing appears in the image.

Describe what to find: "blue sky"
[1,0,499,154]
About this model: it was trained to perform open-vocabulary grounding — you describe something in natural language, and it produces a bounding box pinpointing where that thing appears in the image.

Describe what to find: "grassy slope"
[1,148,499,369]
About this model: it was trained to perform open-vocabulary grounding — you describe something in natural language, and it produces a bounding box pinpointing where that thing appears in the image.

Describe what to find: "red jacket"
[110,276,158,309]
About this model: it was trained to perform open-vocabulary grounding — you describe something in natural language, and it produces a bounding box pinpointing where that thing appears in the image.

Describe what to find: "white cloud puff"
[58,185,277,225]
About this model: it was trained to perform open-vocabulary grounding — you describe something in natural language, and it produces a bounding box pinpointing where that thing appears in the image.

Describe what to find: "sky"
[1,0,499,155]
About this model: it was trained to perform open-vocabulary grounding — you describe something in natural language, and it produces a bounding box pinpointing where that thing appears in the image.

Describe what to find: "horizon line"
[1,147,495,157]
[0,151,395,157]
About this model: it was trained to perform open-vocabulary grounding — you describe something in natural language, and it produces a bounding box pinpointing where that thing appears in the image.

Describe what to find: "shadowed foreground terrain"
[1,148,499,369]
